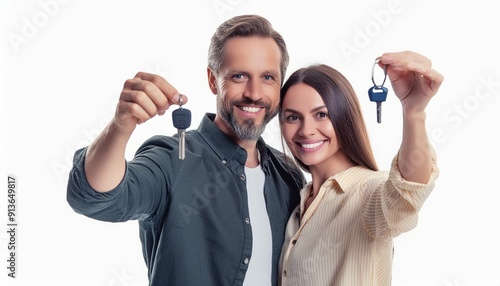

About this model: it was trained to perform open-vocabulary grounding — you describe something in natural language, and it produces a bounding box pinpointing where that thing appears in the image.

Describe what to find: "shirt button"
[244,218,250,224]
[243,257,249,265]
[239,174,246,181]
[222,159,227,164]
[283,270,287,277]
[292,240,297,245]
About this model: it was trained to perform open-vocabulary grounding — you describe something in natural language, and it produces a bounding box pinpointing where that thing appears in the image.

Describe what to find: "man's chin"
[232,120,266,141]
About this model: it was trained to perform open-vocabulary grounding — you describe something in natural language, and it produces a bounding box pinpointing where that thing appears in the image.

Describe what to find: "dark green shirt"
[67,113,304,286]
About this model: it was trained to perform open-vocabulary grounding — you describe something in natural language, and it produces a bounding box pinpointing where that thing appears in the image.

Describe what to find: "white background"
[1,0,500,285]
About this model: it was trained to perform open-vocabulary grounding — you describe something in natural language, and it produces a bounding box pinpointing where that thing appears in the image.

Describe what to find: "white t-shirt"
[242,165,272,286]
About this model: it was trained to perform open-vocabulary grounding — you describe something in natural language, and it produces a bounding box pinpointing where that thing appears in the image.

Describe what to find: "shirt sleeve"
[66,142,172,223]
[362,148,439,239]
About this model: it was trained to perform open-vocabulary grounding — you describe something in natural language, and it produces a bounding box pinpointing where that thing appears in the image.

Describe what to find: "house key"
[368,58,388,123]
[172,95,191,160]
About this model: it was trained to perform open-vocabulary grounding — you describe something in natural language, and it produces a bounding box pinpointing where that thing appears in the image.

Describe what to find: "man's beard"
[218,97,278,141]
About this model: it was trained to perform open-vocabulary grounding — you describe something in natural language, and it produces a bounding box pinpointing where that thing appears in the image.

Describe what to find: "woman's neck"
[308,153,356,197]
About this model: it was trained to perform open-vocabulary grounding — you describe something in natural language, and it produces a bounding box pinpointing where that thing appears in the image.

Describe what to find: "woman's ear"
[207,67,218,95]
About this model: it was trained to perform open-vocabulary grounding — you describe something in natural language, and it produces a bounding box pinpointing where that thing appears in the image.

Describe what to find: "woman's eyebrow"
[283,105,327,113]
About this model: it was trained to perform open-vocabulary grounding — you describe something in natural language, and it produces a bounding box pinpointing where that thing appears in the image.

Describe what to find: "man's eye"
[231,74,247,82]
[263,75,274,80]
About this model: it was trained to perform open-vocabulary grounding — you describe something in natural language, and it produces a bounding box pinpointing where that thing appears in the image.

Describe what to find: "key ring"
[371,57,387,88]
[178,94,184,108]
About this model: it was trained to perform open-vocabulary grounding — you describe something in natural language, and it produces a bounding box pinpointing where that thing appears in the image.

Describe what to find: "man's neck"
[242,142,259,168]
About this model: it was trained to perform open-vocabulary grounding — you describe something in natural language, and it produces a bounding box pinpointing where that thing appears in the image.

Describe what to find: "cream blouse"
[279,152,439,286]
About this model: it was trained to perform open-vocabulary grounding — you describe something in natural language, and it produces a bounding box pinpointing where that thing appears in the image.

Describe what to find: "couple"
[67,14,443,286]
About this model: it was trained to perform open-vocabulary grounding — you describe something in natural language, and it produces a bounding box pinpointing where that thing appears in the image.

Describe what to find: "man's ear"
[207,67,218,95]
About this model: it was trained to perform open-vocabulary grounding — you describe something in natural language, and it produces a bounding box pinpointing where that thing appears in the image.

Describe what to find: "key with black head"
[172,95,191,160]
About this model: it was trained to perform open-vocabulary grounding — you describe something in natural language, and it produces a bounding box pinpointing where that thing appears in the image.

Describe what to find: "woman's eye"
[286,114,299,122]
[317,112,329,119]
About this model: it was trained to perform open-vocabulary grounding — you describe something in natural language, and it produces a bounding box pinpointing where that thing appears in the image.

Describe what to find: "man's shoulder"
[261,143,305,183]
[257,141,283,161]
[139,130,201,147]
[135,132,207,160]
[139,135,178,149]
[263,144,285,159]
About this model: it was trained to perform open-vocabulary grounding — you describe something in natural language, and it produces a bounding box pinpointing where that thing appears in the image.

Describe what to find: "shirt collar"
[196,113,270,169]
[326,166,374,193]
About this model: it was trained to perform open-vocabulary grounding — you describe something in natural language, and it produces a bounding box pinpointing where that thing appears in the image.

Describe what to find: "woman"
[278,51,443,285]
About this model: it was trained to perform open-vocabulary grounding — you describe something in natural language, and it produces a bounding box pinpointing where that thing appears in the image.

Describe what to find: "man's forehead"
[222,37,281,72]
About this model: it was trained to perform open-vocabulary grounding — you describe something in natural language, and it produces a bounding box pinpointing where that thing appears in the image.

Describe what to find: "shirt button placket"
[239,172,250,270]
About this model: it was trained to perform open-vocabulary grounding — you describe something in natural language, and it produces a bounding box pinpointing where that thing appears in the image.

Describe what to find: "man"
[67,14,305,286]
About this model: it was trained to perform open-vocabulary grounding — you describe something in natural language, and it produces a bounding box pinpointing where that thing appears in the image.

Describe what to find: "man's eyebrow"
[263,70,279,76]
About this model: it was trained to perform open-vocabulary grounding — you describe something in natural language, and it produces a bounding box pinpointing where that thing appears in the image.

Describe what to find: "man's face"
[209,36,282,141]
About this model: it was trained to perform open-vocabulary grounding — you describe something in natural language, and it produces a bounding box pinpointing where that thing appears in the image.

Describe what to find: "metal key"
[368,86,388,123]
[369,58,388,124]
[172,95,191,160]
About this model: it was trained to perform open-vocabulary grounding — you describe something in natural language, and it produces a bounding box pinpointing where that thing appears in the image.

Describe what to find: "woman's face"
[281,83,344,169]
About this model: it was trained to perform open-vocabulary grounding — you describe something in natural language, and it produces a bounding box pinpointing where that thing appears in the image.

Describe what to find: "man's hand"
[114,72,188,134]
[84,72,188,192]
